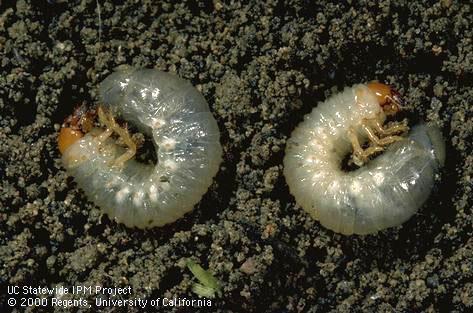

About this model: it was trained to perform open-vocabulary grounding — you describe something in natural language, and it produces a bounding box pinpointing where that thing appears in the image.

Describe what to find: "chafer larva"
[283,82,445,235]
[58,68,222,228]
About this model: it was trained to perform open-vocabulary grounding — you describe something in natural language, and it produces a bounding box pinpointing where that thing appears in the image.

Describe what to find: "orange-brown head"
[366,82,403,116]
[58,103,96,154]
[58,127,83,154]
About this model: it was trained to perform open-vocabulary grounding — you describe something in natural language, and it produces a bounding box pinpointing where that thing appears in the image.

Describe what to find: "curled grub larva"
[284,83,445,235]
[59,68,222,228]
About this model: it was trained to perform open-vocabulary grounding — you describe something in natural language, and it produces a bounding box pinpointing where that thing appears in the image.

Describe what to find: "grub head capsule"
[58,127,83,154]
[366,81,403,116]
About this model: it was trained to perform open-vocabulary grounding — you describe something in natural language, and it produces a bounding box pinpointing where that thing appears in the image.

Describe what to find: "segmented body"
[283,84,445,235]
[62,68,222,228]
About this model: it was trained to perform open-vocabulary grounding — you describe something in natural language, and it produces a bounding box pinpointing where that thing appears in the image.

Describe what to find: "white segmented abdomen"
[284,84,445,235]
[62,68,222,228]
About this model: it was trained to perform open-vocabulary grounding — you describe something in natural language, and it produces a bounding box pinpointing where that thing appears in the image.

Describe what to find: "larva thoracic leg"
[96,106,137,167]
[59,68,223,228]
[283,83,445,235]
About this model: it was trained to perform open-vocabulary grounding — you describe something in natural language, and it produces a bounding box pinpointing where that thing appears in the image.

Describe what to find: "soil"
[0,0,472,312]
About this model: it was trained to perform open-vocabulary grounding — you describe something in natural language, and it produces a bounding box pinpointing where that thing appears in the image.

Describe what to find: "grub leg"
[111,124,136,167]
[348,127,384,166]
[361,121,405,147]
[97,106,136,167]
[371,119,409,137]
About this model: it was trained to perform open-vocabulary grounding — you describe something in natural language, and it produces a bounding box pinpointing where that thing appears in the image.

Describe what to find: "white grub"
[62,68,222,228]
[284,84,445,235]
